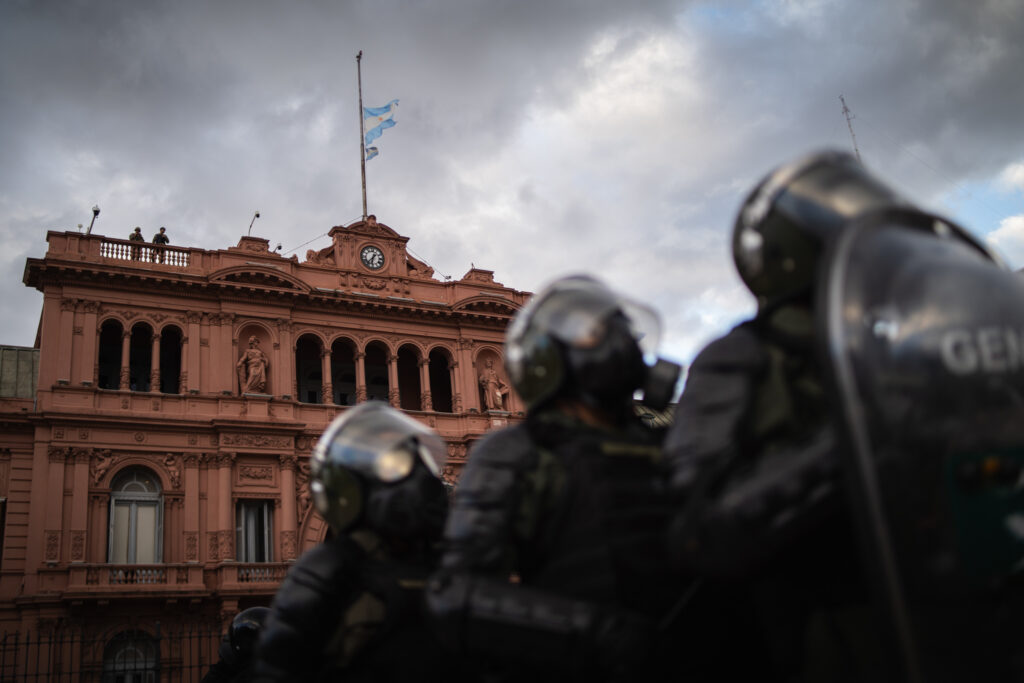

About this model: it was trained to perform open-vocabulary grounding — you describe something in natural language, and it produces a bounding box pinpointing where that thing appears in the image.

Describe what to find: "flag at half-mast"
[364,99,398,149]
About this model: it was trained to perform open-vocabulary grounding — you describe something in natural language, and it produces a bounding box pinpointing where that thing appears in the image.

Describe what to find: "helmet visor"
[313,402,446,482]
[511,276,662,357]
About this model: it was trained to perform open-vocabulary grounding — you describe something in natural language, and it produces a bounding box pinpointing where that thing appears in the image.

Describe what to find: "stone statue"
[478,358,510,411]
[237,336,270,394]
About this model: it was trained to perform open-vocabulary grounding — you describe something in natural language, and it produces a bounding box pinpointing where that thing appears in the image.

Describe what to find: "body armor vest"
[522,416,681,621]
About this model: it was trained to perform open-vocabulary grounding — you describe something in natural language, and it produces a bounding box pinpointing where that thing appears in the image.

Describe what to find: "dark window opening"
[429,350,454,412]
[98,321,123,390]
[296,336,322,404]
[397,346,421,411]
[129,324,153,392]
[159,326,183,394]
[331,339,357,406]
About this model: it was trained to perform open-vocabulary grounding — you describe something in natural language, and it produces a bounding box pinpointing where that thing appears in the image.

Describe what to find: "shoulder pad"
[466,424,535,469]
[689,323,768,374]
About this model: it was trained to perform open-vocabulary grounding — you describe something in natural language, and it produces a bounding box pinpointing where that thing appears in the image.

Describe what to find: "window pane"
[237,501,272,562]
[111,503,130,564]
[135,504,157,563]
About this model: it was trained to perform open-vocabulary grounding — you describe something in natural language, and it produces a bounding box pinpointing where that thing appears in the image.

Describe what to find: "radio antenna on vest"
[840,95,862,162]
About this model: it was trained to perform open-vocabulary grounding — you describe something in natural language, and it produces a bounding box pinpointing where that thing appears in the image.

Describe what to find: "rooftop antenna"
[840,95,862,162]
[248,210,260,235]
[85,205,100,235]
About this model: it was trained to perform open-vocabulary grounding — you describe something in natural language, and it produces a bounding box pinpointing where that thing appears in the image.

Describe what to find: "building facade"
[0,217,527,678]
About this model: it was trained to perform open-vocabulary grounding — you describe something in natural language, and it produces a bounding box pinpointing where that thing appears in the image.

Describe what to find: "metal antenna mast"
[840,95,862,162]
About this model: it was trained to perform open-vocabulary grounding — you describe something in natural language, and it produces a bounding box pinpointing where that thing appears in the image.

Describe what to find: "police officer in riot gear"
[202,606,270,683]
[666,149,1024,682]
[426,274,762,682]
[250,402,472,683]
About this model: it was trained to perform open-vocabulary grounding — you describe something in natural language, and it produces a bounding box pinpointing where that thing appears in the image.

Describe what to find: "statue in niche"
[237,336,270,394]
[478,358,510,411]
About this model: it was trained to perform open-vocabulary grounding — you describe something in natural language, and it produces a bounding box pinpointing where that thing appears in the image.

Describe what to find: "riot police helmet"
[229,606,270,661]
[505,274,661,414]
[310,401,448,541]
[733,149,909,307]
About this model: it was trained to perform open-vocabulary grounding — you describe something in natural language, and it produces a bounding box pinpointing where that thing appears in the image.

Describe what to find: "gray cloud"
[3,0,1023,364]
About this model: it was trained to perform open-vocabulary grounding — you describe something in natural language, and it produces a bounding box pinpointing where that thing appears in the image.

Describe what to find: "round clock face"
[360,245,384,270]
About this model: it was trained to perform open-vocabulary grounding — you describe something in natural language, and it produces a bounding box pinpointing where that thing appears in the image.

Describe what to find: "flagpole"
[357,50,368,220]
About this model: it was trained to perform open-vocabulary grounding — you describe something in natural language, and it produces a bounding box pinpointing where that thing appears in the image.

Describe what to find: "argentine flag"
[364,99,398,146]
[365,146,379,161]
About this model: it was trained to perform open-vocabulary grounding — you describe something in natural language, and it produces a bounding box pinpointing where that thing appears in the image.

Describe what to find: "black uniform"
[252,531,463,682]
[429,274,768,682]
[667,150,1024,682]
[250,402,472,683]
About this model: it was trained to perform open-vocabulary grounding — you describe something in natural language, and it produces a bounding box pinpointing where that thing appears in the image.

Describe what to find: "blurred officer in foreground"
[427,274,761,682]
[666,149,1024,682]
[202,606,270,683]
[251,402,473,683]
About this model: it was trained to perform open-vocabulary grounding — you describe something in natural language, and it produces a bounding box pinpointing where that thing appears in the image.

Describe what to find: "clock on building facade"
[360,244,385,270]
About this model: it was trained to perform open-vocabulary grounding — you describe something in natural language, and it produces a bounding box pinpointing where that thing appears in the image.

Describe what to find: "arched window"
[295,335,323,404]
[429,348,454,413]
[397,345,421,411]
[129,323,153,392]
[98,320,123,390]
[102,630,158,683]
[159,326,183,394]
[364,342,390,403]
[330,338,357,406]
[108,468,163,564]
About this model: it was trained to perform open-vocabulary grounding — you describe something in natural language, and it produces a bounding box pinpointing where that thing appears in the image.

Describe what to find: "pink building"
[0,216,527,678]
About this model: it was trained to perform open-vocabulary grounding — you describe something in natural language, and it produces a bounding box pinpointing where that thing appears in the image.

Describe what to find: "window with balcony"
[108,468,163,564]
[236,500,273,562]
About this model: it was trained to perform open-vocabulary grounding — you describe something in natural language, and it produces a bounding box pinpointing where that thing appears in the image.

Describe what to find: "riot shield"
[818,208,1024,682]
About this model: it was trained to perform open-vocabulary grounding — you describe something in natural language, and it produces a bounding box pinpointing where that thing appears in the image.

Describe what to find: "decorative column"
[44,447,67,563]
[184,454,200,562]
[79,301,100,386]
[69,448,90,562]
[185,312,202,393]
[321,347,334,405]
[221,314,236,394]
[58,299,75,383]
[119,330,131,390]
[89,493,108,562]
[206,456,219,562]
[277,320,294,400]
[279,455,298,561]
[354,351,367,403]
[150,333,161,393]
[199,313,212,394]
[217,453,234,562]
[449,360,462,413]
[386,353,399,408]
[418,359,433,412]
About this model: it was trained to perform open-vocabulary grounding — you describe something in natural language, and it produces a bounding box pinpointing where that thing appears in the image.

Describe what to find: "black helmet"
[229,606,270,660]
[733,149,909,307]
[310,401,448,540]
[505,274,663,414]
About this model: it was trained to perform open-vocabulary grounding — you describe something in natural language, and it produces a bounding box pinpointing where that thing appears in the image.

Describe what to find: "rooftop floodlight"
[86,205,100,235]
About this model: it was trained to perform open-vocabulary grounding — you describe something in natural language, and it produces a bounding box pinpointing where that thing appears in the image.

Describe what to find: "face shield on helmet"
[733,149,910,308]
[229,606,270,660]
[505,274,675,412]
[310,402,448,537]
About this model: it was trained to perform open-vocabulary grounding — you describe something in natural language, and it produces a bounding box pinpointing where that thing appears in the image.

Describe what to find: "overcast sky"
[3,0,1024,369]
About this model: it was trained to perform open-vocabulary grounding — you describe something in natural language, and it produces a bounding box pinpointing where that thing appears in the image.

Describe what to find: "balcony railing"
[237,563,289,583]
[100,236,190,268]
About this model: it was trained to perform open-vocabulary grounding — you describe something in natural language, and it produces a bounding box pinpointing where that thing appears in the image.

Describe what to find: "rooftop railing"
[100,236,190,268]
